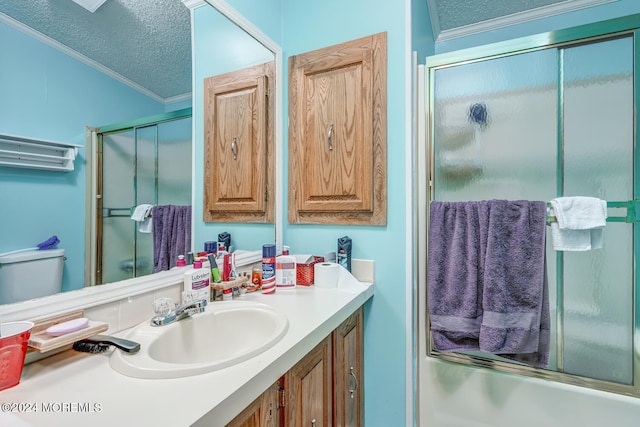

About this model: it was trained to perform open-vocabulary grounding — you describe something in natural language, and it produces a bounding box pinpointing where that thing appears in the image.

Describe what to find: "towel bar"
[546,200,639,224]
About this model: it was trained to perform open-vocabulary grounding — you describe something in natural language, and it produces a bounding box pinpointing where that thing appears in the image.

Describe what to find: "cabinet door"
[334,307,364,427]
[288,32,386,225]
[227,381,278,427]
[286,335,333,427]
[204,61,274,223]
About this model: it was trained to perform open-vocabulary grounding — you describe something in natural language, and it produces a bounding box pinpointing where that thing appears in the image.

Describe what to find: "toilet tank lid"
[0,248,65,264]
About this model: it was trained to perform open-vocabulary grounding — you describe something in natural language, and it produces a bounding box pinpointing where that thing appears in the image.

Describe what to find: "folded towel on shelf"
[428,200,550,368]
[131,204,154,234]
[549,197,607,251]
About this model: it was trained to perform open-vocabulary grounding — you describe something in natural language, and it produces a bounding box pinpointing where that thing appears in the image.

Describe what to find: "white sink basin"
[110,300,288,379]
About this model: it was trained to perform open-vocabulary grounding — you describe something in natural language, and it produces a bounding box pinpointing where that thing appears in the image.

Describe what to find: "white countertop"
[1,278,373,427]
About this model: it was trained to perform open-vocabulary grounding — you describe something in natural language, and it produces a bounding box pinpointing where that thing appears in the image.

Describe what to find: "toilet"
[0,249,65,304]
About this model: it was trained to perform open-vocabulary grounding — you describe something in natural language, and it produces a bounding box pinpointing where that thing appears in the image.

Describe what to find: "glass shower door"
[430,34,636,387]
[560,36,634,384]
[101,130,136,284]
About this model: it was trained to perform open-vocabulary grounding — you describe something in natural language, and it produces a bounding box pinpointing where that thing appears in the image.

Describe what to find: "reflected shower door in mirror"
[94,112,192,285]
[193,3,277,253]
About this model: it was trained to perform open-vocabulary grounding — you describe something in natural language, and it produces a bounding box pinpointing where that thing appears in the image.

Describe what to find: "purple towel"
[152,205,192,273]
[428,200,549,367]
[428,201,484,351]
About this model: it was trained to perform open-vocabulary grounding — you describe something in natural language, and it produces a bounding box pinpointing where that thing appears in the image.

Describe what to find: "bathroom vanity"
[0,265,373,427]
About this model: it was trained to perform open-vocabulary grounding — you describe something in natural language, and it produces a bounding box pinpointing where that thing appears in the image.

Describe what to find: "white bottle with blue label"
[183,260,211,303]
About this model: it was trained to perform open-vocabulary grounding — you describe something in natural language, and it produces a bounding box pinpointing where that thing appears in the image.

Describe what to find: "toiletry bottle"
[218,232,231,253]
[176,255,186,267]
[337,236,352,272]
[276,252,296,290]
[207,254,222,302]
[183,260,210,303]
[204,240,217,255]
[262,244,276,294]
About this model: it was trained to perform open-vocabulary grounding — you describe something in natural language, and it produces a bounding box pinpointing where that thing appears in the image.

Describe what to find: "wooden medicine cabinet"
[203,61,275,223]
[288,32,387,225]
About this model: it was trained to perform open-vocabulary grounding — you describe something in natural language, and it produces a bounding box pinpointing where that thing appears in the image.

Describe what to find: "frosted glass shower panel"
[102,130,135,284]
[157,117,192,206]
[561,36,634,384]
[433,50,557,201]
[134,126,156,278]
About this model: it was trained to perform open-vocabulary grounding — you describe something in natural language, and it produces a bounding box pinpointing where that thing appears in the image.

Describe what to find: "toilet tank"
[0,248,65,304]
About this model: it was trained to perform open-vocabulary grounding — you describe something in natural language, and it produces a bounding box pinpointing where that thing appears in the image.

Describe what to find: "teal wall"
[0,21,167,293]
[281,0,412,424]
[217,0,282,45]
[412,0,436,62]
[192,4,276,253]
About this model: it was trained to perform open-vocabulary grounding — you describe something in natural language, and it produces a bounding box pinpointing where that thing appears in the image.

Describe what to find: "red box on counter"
[295,255,324,286]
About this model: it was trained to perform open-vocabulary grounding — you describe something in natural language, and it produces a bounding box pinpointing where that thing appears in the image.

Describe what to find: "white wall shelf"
[0,133,82,172]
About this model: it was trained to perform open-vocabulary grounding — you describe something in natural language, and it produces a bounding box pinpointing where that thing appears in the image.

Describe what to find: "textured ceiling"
[0,0,191,102]
[435,0,568,30]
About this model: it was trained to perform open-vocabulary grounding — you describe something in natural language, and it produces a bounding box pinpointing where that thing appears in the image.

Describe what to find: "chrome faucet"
[151,298,208,327]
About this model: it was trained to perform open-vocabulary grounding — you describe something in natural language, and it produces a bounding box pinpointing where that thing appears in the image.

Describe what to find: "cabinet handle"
[327,124,334,151]
[231,137,238,160]
[349,366,358,399]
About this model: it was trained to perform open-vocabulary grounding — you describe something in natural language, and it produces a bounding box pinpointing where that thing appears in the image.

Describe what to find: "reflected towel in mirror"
[152,205,191,273]
[131,204,154,233]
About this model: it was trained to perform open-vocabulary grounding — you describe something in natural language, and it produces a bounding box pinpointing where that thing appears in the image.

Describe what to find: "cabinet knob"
[312,419,317,427]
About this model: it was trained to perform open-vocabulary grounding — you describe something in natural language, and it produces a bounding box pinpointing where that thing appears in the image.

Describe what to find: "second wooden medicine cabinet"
[203,61,275,223]
[288,32,387,225]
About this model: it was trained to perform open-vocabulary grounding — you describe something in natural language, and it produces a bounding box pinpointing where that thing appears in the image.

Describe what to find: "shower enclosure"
[418,15,640,404]
[91,108,192,285]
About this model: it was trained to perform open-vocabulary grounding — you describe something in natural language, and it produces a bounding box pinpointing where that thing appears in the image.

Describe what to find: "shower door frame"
[417,14,640,400]
[86,108,192,286]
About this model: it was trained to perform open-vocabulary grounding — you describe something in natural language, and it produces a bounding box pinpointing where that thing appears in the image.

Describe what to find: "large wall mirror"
[0,0,281,309]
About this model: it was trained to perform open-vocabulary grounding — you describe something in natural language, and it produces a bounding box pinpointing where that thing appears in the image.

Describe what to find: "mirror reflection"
[193,4,276,252]
[0,0,277,305]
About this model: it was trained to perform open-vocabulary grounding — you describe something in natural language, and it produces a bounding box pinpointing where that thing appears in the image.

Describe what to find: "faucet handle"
[152,298,175,317]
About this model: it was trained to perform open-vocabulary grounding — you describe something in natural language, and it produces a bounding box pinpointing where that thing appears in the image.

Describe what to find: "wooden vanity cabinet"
[226,307,364,427]
[333,308,364,427]
[284,307,364,427]
[203,61,275,224]
[288,33,387,225]
[227,381,280,427]
[285,335,334,426]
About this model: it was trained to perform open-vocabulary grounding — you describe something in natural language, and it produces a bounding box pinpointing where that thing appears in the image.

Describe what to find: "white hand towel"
[549,197,607,251]
[131,204,154,233]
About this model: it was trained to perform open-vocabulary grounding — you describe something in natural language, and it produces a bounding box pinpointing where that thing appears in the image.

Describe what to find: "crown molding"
[435,0,617,42]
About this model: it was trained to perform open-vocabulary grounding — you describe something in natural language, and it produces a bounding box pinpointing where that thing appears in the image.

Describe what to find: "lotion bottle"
[183,260,210,303]
[275,253,296,290]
